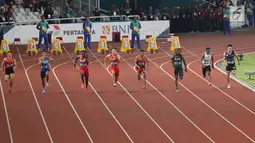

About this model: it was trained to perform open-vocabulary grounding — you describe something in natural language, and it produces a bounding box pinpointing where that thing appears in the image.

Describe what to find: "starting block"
[74,38,85,55]
[77,36,83,40]
[120,37,131,54]
[56,37,63,43]
[97,37,108,54]
[51,39,62,55]
[167,33,174,42]
[13,38,21,45]
[147,37,158,54]
[170,36,181,51]
[145,35,152,42]
[26,39,38,56]
[0,40,10,56]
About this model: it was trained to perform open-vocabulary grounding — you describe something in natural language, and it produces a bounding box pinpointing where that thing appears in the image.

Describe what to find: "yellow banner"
[74,38,85,53]
[97,38,108,52]
[26,39,38,54]
[51,39,62,53]
[0,40,10,54]
[120,38,131,52]
[147,37,158,52]
[170,36,181,51]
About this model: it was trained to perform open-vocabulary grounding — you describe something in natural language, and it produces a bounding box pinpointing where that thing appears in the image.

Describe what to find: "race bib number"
[77,41,82,49]
[150,40,155,48]
[7,63,13,68]
[100,41,105,49]
[80,62,87,67]
[111,61,117,66]
[2,43,7,50]
[227,60,234,64]
[139,62,145,66]
[30,43,34,50]
[204,60,209,65]
[54,42,58,49]
[124,40,128,48]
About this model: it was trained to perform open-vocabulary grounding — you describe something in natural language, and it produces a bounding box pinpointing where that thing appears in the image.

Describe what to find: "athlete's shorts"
[5,68,14,75]
[110,66,119,77]
[174,67,183,78]
[136,67,146,74]
[226,63,236,71]
[202,65,211,77]
[79,67,89,78]
[41,68,50,79]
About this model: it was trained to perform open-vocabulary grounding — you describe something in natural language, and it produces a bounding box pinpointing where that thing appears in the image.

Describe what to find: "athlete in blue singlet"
[223,44,240,88]
[39,51,53,93]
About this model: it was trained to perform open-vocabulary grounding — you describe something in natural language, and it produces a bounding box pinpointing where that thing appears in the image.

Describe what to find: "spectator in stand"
[44,5,53,19]
[247,1,254,26]
[222,6,231,34]
[5,7,14,22]
[161,7,169,20]
[154,8,160,20]
[199,5,205,32]
[140,12,147,21]
[109,5,119,20]
[147,6,154,20]
[64,3,73,23]
[191,6,199,33]
[0,8,6,22]
[123,0,132,15]
[214,7,222,31]
[93,8,100,21]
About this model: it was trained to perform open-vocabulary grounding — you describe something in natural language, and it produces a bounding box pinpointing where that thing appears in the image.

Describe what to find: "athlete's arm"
[1,58,5,73]
[117,54,121,63]
[181,54,188,72]
[211,54,214,68]
[201,53,205,64]
[13,58,17,69]
[145,56,149,70]
[39,57,43,64]
[49,57,54,65]
[223,53,227,65]
[171,56,175,67]
[74,56,79,67]
[234,51,240,65]
[104,54,110,67]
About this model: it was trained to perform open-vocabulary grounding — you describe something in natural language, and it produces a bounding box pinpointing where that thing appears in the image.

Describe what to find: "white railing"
[0,15,141,26]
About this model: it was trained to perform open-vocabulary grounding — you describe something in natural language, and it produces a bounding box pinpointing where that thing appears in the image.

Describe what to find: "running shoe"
[81,83,85,88]
[227,84,231,88]
[85,88,88,92]
[42,88,46,93]
[176,88,179,92]
[208,83,211,86]
[143,86,146,89]
[9,90,11,93]
[46,82,49,87]
[114,83,116,87]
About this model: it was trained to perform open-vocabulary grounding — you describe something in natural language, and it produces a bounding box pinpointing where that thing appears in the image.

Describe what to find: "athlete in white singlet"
[201,47,214,86]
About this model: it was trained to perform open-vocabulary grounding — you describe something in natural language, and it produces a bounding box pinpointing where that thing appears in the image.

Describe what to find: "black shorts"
[40,69,50,79]
[174,67,183,78]
[202,65,211,77]
[5,68,14,75]
[226,63,236,71]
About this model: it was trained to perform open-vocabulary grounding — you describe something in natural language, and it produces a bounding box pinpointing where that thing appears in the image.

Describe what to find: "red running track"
[0,32,255,143]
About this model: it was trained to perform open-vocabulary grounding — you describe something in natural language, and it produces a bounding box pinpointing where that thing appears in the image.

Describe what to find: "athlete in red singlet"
[74,50,89,91]
[1,51,17,93]
[135,49,148,89]
[104,48,121,87]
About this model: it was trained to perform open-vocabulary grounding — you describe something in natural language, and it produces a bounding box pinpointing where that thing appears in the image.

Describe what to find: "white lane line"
[16,48,54,143]
[62,47,134,143]
[0,79,14,143]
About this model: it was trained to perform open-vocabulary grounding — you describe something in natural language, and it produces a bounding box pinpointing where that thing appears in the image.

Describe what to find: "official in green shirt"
[130,16,141,49]
[36,15,49,51]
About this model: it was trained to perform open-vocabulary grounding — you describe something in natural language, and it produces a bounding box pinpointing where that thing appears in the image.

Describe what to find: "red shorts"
[110,66,119,76]
[79,67,89,77]
[136,67,146,74]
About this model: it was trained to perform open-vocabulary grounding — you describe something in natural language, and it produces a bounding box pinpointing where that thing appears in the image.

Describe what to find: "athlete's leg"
[174,68,179,91]
[45,71,50,86]
[9,74,14,92]
[4,74,9,82]
[115,70,119,85]
[111,70,116,86]
[142,71,146,88]
[202,66,206,78]
[41,71,46,93]
[85,71,89,89]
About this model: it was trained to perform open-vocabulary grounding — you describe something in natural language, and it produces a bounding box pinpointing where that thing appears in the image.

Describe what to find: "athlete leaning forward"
[135,49,149,89]
[1,51,17,93]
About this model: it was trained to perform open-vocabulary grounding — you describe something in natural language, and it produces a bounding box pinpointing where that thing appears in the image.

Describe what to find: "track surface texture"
[0,33,255,143]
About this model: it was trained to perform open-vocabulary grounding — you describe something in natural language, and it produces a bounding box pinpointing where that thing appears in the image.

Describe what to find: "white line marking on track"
[214,52,255,92]
[16,48,54,143]
[117,51,215,143]
[52,61,94,143]
[0,79,14,143]
[159,60,255,143]
[188,59,255,114]
[86,48,175,143]
[62,47,134,143]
